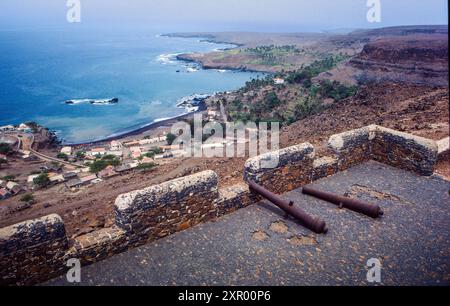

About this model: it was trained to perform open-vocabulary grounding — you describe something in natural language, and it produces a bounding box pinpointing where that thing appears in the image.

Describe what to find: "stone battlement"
[0,125,446,285]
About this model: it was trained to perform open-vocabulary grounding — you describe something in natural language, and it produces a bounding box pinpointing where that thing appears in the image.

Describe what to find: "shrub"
[33,173,50,189]
[20,193,34,203]
[166,133,177,145]
[0,143,12,155]
[137,162,157,171]
[89,156,120,173]
[57,153,68,161]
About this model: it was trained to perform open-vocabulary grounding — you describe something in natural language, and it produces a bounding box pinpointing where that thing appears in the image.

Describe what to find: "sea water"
[0,29,260,143]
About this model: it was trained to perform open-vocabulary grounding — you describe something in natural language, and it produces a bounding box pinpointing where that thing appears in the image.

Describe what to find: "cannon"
[302,186,384,218]
[248,181,328,234]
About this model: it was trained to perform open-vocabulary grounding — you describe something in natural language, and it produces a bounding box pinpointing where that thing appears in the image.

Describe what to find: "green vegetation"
[285,54,349,86]
[226,54,357,125]
[24,121,39,133]
[76,151,86,159]
[33,173,50,189]
[56,153,69,161]
[20,193,35,203]
[244,45,303,66]
[317,80,358,101]
[166,133,177,145]
[143,147,164,159]
[0,143,12,155]
[89,155,120,173]
[137,162,157,172]
[2,175,16,181]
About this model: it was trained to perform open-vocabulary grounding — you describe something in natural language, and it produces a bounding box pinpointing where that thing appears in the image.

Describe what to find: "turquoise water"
[0,29,260,143]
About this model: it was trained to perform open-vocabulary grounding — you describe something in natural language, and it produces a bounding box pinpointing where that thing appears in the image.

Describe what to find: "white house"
[110,140,123,151]
[60,146,72,156]
[273,77,285,85]
[88,148,107,157]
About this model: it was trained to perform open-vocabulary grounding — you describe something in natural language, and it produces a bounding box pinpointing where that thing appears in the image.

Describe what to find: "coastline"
[66,103,206,147]
[13,34,253,147]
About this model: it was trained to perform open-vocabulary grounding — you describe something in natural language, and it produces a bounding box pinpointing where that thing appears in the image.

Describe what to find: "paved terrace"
[46,161,449,286]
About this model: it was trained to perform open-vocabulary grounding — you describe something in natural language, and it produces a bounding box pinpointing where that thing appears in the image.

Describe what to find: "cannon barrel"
[302,186,384,218]
[248,181,328,234]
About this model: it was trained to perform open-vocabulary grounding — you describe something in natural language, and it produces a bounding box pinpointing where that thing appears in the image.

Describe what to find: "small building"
[115,164,132,173]
[79,174,98,186]
[27,174,40,184]
[66,178,82,189]
[60,146,73,156]
[49,174,65,184]
[63,172,78,181]
[88,148,107,157]
[0,125,15,131]
[105,151,123,159]
[98,166,118,179]
[124,140,140,147]
[0,188,11,200]
[207,110,219,120]
[6,181,21,195]
[18,123,32,133]
[0,180,6,188]
[110,140,123,151]
[273,77,285,85]
[0,153,7,160]
[140,157,154,164]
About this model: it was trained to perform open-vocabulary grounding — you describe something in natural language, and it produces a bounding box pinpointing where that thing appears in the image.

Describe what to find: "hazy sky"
[0,0,447,32]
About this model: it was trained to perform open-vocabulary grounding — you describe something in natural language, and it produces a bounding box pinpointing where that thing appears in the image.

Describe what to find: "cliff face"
[349,35,448,86]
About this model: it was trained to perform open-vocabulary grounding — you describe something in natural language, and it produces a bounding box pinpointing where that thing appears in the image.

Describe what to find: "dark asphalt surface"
[46,161,450,286]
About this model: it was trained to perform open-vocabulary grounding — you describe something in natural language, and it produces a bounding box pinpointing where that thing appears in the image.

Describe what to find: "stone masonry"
[0,125,445,286]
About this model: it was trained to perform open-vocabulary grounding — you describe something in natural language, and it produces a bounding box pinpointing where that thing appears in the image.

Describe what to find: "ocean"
[0,29,260,143]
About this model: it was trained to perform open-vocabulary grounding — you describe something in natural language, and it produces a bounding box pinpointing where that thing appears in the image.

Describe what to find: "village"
[0,107,252,206]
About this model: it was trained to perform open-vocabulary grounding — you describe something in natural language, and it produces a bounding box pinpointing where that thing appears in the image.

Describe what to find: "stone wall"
[0,214,68,286]
[115,170,220,245]
[328,125,375,170]
[371,126,438,176]
[244,143,315,193]
[329,125,439,176]
[0,125,443,286]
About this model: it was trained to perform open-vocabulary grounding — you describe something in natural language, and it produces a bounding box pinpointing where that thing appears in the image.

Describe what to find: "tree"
[57,153,69,161]
[20,193,35,203]
[76,151,86,159]
[33,173,50,189]
[166,133,177,145]
[89,155,120,173]
[137,162,157,172]
[0,143,11,155]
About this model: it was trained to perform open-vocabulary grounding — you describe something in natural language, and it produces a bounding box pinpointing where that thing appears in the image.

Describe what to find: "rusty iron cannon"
[248,181,328,234]
[302,186,384,218]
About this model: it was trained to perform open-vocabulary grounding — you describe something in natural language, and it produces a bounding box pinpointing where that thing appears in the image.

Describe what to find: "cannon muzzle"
[302,186,384,218]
